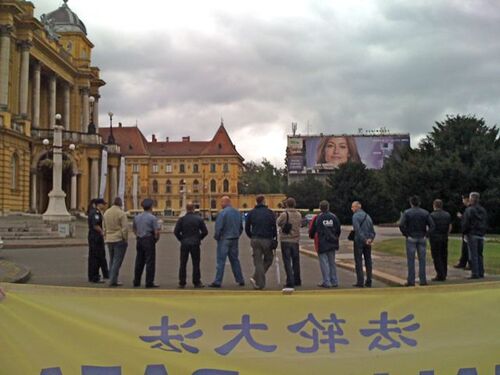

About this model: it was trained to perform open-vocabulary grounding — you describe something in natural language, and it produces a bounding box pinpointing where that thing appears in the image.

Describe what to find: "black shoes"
[194,283,205,288]
[238,282,245,287]
[353,284,364,288]
[208,283,221,288]
[145,284,160,288]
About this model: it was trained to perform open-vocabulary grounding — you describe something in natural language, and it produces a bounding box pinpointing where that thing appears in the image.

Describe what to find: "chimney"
[118,122,122,128]
[166,137,169,142]
[182,136,190,142]
[152,134,157,142]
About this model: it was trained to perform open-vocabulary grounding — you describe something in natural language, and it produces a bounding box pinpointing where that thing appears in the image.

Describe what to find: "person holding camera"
[277,197,303,290]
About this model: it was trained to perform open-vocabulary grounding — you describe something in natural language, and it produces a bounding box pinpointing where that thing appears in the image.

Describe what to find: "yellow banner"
[1,282,499,375]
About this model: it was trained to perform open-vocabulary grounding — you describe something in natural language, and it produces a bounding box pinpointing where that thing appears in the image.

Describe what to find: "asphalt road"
[1,224,386,290]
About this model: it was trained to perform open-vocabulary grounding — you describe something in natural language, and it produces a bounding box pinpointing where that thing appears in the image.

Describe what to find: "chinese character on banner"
[359,312,420,351]
[288,313,349,353]
[139,316,203,353]
[214,314,278,356]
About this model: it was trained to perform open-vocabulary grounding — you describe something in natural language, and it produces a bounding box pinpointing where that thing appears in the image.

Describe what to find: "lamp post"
[107,111,115,144]
[42,114,75,224]
[87,96,96,134]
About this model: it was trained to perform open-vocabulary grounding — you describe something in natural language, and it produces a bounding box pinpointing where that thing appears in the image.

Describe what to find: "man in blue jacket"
[309,200,341,288]
[209,196,245,288]
[245,195,278,290]
[399,196,435,287]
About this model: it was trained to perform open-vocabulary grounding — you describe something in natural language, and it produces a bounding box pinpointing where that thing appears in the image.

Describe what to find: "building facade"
[100,123,248,216]
[0,0,120,214]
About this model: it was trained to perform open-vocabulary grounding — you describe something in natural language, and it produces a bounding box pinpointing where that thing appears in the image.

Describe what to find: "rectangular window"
[223,163,229,173]
[193,164,199,173]
[180,164,185,173]
[132,164,139,173]
[165,164,172,173]
[152,164,159,173]
[210,163,216,173]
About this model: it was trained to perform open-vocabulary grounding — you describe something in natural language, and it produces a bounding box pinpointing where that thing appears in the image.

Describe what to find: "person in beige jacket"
[103,197,129,287]
[277,197,303,289]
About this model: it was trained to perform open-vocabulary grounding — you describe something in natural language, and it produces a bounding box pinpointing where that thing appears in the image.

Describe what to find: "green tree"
[285,174,327,210]
[238,159,286,194]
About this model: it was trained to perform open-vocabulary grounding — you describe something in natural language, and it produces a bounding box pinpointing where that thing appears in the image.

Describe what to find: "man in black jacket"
[429,199,452,281]
[399,196,435,286]
[174,203,208,288]
[245,195,277,290]
[462,192,488,279]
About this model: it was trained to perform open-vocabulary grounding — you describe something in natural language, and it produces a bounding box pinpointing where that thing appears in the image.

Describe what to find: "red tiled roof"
[99,126,149,156]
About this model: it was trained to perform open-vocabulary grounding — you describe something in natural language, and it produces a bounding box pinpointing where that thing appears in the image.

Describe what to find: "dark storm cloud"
[38,0,500,161]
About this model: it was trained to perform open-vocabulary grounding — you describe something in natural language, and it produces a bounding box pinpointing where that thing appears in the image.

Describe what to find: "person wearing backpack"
[309,200,341,288]
[277,197,303,289]
[350,201,376,288]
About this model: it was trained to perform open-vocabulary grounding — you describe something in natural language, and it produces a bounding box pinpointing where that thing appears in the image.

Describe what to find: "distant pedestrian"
[309,200,341,288]
[429,199,452,281]
[133,198,160,288]
[245,195,278,290]
[277,197,302,289]
[462,192,488,279]
[399,196,435,287]
[174,203,208,288]
[350,201,376,288]
[87,198,109,283]
[453,194,471,270]
[103,197,128,287]
[209,196,245,288]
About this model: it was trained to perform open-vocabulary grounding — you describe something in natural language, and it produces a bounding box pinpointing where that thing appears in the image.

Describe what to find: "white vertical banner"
[118,156,126,209]
[99,149,108,199]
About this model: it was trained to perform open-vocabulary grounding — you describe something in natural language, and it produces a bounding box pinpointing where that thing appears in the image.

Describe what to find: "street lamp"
[107,111,115,144]
[87,96,96,134]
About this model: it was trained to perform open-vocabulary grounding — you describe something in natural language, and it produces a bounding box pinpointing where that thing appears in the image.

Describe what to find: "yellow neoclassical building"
[100,123,248,216]
[0,0,121,214]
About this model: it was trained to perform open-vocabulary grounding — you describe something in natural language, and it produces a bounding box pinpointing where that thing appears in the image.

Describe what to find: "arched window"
[193,179,200,193]
[179,179,186,193]
[223,179,229,193]
[211,199,217,209]
[11,153,19,190]
[165,179,172,194]
[152,179,158,194]
[210,179,216,193]
[165,199,172,208]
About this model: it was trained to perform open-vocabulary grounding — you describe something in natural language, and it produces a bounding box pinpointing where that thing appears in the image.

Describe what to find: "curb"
[299,247,406,287]
[0,259,31,283]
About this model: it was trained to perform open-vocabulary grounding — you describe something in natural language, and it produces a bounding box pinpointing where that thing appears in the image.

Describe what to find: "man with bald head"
[174,203,208,288]
[209,196,245,288]
[351,201,376,287]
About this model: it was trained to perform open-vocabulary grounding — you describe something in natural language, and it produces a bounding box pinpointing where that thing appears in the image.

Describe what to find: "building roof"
[42,0,87,35]
[99,126,149,156]
[100,123,243,160]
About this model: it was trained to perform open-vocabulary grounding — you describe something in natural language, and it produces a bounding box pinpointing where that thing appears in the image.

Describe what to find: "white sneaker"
[249,277,259,289]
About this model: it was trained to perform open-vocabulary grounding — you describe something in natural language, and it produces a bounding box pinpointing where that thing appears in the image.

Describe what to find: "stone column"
[81,87,89,132]
[32,61,41,128]
[31,171,37,213]
[63,84,70,130]
[90,158,99,199]
[18,40,32,117]
[93,96,99,128]
[110,166,118,201]
[70,173,77,210]
[132,173,139,210]
[49,75,57,128]
[0,25,13,110]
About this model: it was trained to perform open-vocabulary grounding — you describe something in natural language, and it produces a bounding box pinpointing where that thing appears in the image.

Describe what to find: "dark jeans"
[353,241,372,285]
[251,238,274,289]
[179,244,201,286]
[134,236,156,287]
[467,235,484,278]
[457,236,469,267]
[281,241,301,287]
[406,237,427,285]
[430,237,448,280]
[107,240,128,285]
[88,235,109,282]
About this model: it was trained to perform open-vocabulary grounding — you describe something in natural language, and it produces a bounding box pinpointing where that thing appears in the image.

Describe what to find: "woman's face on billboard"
[324,137,349,166]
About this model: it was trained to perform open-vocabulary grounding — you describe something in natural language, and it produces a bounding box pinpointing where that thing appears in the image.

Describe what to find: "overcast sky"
[34,0,500,166]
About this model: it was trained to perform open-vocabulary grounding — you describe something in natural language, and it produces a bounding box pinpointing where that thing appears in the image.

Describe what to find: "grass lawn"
[373,237,500,275]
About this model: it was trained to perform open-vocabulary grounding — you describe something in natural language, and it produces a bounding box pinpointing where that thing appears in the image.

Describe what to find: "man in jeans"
[277,197,302,289]
[103,197,128,287]
[245,195,278,290]
[209,196,245,288]
[351,201,376,288]
[399,196,435,286]
[174,203,208,288]
[462,192,488,279]
[309,200,341,288]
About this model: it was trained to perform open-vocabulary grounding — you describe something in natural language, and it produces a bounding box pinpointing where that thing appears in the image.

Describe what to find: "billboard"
[288,134,410,171]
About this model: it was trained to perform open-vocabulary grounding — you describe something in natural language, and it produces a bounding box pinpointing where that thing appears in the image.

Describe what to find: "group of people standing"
[87,191,488,290]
